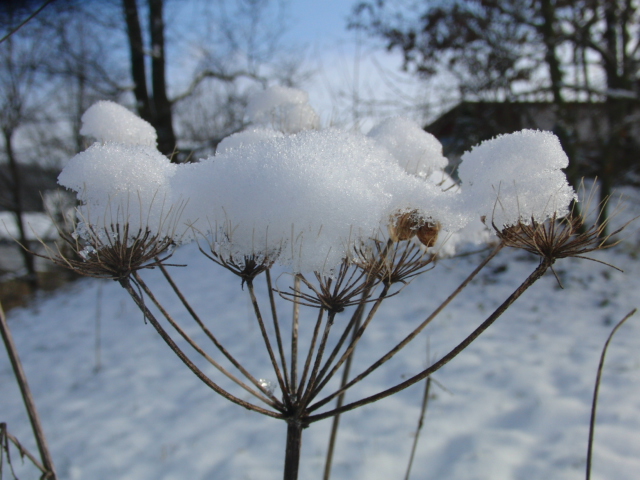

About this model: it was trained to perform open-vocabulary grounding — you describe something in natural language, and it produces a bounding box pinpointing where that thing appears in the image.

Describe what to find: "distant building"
[425,101,640,184]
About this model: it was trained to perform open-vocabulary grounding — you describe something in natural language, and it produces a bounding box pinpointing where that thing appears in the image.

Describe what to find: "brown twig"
[291,275,301,399]
[309,243,503,412]
[133,273,284,410]
[247,281,292,408]
[266,269,291,393]
[0,303,57,479]
[156,263,282,405]
[308,258,551,422]
[1,424,48,475]
[586,308,636,480]
[321,290,368,480]
[297,308,325,396]
[404,377,432,480]
[120,278,283,419]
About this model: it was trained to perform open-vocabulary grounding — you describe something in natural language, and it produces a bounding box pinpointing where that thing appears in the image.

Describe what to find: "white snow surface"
[368,117,448,178]
[58,96,577,274]
[80,101,157,147]
[2,187,640,480]
[57,143,180,242]
[458,129,577,229]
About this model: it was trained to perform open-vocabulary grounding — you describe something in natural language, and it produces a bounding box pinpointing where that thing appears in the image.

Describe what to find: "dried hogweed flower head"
[43,219,177,280]
[494,189,631,285]
[388,210,440,247]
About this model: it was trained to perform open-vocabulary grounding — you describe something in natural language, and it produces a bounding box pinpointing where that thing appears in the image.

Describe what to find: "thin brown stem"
[2,427,48,475]
[266,269,291,393]
[291,275,301,399]
[310,283,391,401]
[308,258,550,422]
[133,273,283,410]
[121,278,282,419]
[404,377,432,480]
[0,303,57,479]
[314,284,374,397]
[156,263,280,403]
[309,243,503,412]
[283,421,304,480]
[586,308,636,480]
[322,303,365,480]
[298,308,325,395]
[300,311,337,407]
[247,281,291,408]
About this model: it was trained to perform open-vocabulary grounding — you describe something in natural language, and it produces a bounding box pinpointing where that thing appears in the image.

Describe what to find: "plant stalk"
[283,421,304,480]
[0,303,57,479]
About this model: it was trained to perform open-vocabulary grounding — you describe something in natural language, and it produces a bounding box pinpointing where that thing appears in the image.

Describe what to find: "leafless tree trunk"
[122,0,177,157]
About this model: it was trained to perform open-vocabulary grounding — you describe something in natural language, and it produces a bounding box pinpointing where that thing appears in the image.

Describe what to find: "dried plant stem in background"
[404,376,432,480]
[0,303,57,479]
[586,308,637,480]
[322,289,369,480]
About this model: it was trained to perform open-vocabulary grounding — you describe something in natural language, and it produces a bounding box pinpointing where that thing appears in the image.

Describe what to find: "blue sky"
[284,0,356,45]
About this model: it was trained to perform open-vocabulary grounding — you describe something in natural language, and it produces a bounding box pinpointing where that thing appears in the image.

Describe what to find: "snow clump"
[174,128,457,272]
[368,117,448,178]
[59,92,576,274]
[457,129,576,230]
[58,143,178,240]
[80,101,157,147]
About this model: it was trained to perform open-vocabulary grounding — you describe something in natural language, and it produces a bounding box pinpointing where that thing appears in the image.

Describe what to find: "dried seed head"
[355,239,435,286]
[416,222,440,248]
[495,195,630,271]
[277,259,380,313]
[39,222,177,280]
[388,210,420,242]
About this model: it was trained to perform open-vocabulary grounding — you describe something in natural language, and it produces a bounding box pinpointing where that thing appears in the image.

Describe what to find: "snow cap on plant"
[80,100,157,147]
[58,142,179,243]
[246,86,320,133]
[172,127,457,273]
[457,129,576,230]
[368,117,448,178]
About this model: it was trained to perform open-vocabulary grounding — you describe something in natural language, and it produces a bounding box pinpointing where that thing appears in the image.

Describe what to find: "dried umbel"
[388,210,420,242]
[416,221,440,248]
[388,210,440,248]
[278,259,381,313]
[355,239,435,286]
[495,203,626,265]
[41,222,177,280]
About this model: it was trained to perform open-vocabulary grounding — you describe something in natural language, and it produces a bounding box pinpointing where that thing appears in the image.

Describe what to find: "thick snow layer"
[58,143,179,241]
[368,117,448,178]
[2,187,639,480]
[59,98,579,274]
[174,128,461,272]
[216,128,285,154]
[458,130,576,229]
[80,101,157,147]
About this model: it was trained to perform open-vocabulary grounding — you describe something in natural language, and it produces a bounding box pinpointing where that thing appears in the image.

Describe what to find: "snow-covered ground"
[2,190,639,480]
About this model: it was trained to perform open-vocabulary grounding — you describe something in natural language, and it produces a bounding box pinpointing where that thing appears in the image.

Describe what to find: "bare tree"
[0,5,54,289]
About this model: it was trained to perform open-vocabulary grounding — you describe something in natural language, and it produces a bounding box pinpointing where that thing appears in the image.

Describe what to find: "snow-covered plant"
[46,90,623,480]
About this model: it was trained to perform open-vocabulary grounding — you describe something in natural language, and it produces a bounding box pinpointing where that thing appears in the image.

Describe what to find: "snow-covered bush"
[47,90,618,480]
